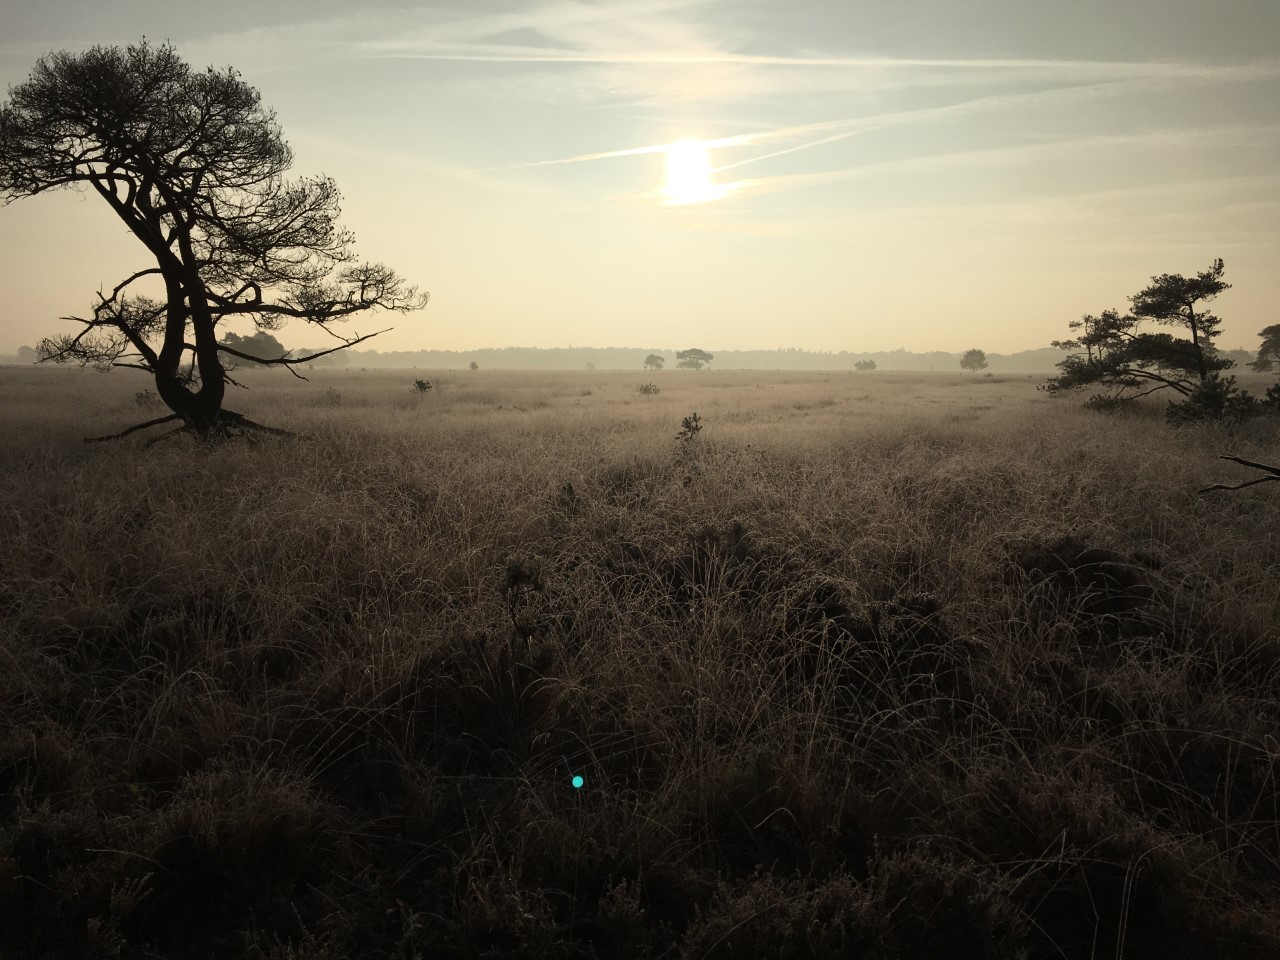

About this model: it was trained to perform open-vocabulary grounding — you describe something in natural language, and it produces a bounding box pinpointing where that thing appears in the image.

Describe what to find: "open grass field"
[2,364,1279,959]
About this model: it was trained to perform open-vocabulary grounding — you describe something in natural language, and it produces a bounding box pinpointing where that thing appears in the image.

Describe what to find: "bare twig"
[96,268,163,307]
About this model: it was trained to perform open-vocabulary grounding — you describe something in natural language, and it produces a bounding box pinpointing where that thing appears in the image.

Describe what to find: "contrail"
[366,45,1277,80]
[504,68,1272,176]
[503,134,753,169]
[496,85,1081,172]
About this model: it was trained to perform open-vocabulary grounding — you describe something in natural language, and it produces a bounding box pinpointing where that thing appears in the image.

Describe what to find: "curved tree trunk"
[151,371,229,439]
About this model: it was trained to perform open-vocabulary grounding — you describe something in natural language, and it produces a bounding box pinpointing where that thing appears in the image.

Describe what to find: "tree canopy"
[1252,325,1280,373]
[1043,260,1233,410]
[960,349,988,372]
[0,40,427,441]
[644,354,664,370]
[1129,258,1228,381]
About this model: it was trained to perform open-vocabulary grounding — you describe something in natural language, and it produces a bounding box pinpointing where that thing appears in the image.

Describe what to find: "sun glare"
[662,139,729,205]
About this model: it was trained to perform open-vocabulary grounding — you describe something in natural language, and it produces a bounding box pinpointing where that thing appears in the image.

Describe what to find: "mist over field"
[233,345,1079,373]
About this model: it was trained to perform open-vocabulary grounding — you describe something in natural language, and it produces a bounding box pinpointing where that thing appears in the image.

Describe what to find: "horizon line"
[280,343,1260,356]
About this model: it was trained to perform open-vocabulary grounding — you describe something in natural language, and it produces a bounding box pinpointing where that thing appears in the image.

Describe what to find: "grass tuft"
[2,366,1278,957]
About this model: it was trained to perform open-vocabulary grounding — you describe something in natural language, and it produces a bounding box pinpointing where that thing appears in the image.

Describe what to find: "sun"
[661,139,728,205]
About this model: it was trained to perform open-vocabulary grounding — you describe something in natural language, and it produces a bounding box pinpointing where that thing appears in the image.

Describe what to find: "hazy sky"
[1,0,1277,355]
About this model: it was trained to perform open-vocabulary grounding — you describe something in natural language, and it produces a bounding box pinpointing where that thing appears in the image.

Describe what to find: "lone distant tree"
[1043,259,1234,408]
[853,359,876,371]
[644,354,664,371]
[469,361,479,371]
[219,330,287,367]
[0,40,427,443]
[676,348,713,371]
[15,345,37,363]
[1251,324,1280,373]
[960,349,988,372]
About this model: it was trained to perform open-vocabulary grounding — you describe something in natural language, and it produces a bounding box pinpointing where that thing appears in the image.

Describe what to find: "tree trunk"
[1187,306,1208,381]
[151,370,225,438]
[148,249,232,439]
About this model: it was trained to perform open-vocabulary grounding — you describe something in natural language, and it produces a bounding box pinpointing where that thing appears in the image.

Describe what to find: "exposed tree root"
[218,410,295,437]
[1200,454,1280,493]
[83,409,302,445]
[84,414,182,443]
[142,426,192,449]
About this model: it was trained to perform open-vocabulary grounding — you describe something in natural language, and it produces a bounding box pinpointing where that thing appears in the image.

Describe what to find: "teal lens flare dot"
[571,775,584,789]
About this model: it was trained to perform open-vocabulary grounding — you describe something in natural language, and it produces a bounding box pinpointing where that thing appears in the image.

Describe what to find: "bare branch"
[1124,382,1184,402]
[97,268,163,307]
[1217,454,1280,477]
[1200,476,1280,494]
[216,343,305,380]
[1199,454,1280,494]
[218,328,389,371]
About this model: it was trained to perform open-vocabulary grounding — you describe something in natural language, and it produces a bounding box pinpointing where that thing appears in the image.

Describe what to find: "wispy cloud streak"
[171,2,1280,217]
[726,129,1280,202]
[367,46,1277,80]
[503,73,1262,175]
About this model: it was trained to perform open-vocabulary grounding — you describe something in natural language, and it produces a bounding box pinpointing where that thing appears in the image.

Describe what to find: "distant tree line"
[274,345,1130,373]
[9,339,1262,373]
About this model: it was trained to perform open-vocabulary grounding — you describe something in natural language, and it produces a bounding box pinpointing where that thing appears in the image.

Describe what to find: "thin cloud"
[158,5,1280,218]
[734,172,1280,251]
[286,130,559,200]
[850,173,1280,236]
[367,46,1276,79]
[178,3,1278,98]
[711,77,1171,174]
[500,75,1224,175]
[502,134,751,169]
[728,130,1280,203]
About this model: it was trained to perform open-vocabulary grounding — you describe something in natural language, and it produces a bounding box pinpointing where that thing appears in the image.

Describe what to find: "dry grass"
[2,364,1279,959]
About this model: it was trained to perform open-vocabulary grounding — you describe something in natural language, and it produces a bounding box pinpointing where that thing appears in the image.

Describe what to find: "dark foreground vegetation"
[2,368,1278,959]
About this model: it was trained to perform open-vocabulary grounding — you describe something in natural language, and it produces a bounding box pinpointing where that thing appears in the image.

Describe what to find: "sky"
[0,0,1277,355]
